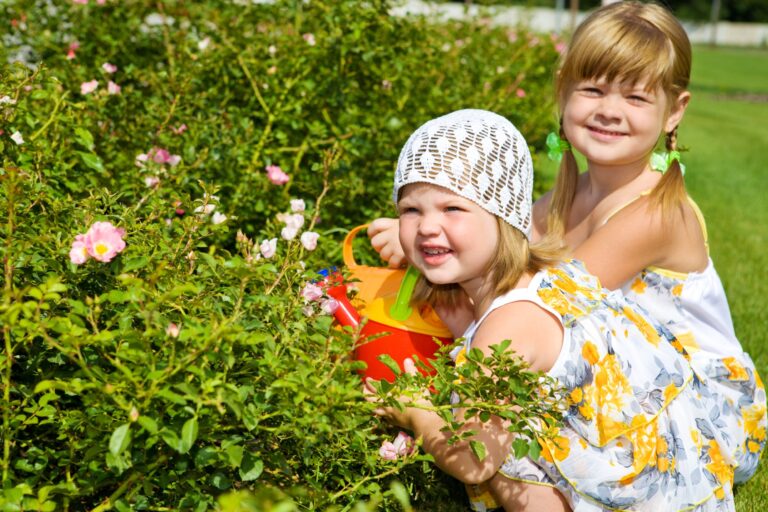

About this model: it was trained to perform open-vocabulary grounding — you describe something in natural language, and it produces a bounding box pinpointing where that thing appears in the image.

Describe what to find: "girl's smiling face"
[397,183,499,298]
[562,78,686,169]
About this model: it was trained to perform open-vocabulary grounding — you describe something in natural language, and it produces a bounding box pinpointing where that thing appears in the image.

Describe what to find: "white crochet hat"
[393,109,533,238]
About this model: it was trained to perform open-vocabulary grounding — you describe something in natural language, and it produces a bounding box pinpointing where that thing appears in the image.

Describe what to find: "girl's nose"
[594,94,622,121]
[417,212,442,236]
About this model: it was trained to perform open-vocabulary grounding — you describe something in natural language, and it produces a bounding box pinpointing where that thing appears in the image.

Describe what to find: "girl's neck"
[463,271,534,320]
[584,157,656,199]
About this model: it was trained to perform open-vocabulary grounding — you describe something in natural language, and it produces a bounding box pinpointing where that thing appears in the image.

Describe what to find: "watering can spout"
[389,265,419,322]
[318,267,361,329]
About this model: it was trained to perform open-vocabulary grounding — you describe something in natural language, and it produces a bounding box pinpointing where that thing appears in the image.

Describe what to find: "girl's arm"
[570,196,707,290]
[368,300,563,483]
[369,382,515,484]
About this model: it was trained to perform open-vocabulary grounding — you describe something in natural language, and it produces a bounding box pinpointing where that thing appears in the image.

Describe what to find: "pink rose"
[83,221,126,262]
[392,431,415,456]
[516,88,526,98]
[69,234,89,265]
[166,323,180,338]
[302,33,316,46]
[80,80,98,95]
[107,81,121,95]
[281,226,298,241]
[379,441,398,461]
[102,62,117,73]
[301,283,323,302]
[260,238,277,259]
[300,231,319,251]
[277,212,304,230]
[378,432,415,460]
[266,165,289,185]
[146,147,181,166]
[152,148,171,164]
[320,298,339,315]
[290,199,305,212]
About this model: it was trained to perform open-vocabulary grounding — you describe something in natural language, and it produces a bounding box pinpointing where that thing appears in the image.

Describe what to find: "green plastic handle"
[389,266,420,322]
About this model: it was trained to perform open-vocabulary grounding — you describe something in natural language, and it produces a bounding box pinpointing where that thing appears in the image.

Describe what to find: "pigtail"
[649,127,688,219]
[546,126,579,241]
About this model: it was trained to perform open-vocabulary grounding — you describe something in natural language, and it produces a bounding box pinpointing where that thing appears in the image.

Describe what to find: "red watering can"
[321,225,453,382]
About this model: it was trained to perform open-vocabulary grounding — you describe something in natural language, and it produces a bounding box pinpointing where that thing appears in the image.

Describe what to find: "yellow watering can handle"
[342,224,369,269]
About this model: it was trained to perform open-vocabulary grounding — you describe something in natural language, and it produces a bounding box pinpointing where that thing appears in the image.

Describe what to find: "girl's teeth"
[424,248,449,255]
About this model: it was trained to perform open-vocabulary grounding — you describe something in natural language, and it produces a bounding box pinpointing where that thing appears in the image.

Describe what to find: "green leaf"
[137,416,158,434]
[77,151,105,173]
[195,446,218,467]
[512,437,529,459]
[160,429,181,452]
[179,416,199,454]
[469,440,487,461]
[239,452,263,481]
[389,481,412,511]
[74,127,95,150]
[109,423,132,456]
[122,256,149,272]
[225,444,244,468]
[377,354,401,377]
[157,388,187,405]
[528,439,542,460]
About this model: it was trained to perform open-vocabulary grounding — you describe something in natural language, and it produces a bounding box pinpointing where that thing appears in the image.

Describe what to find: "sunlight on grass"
[682,45,768,511]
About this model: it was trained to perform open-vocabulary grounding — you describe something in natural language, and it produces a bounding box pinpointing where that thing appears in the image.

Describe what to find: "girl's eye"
[581,87,603,96]
[627,95,648,103]
[445,206,464,212]
[399,206,419,215]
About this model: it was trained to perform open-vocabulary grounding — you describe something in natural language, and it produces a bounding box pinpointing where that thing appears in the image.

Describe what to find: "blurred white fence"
[392,1,768,47]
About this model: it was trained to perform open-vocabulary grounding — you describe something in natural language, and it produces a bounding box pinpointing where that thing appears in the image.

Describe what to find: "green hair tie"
[546,132,570,163]
[651,151,686,175]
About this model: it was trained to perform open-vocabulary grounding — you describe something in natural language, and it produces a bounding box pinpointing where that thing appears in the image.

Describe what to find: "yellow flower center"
[95,242,110,256]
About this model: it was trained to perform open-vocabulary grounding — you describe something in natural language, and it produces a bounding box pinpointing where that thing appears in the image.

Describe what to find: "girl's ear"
[664,91,691,133]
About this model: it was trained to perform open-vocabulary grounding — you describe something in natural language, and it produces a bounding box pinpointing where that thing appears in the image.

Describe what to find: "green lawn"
[681,45,768,510]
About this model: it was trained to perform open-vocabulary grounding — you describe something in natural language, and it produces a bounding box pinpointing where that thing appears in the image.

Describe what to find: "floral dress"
[457,260,736,511]
[617,196,766,483]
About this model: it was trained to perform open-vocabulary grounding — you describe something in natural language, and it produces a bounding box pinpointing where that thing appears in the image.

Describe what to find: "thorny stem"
[157,2,176,84]
[330,462,409,502]
[265,146,339,295]
[230,49,310,206]
[1,167,18,483]
[89,455,167,512]
[30,91,69,142]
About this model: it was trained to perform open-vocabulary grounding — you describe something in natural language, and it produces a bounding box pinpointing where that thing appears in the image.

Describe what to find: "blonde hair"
[548,1,692,238]
[411,218,564,308]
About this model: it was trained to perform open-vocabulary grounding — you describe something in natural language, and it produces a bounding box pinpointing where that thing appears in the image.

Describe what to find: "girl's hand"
[364,358,429,430]
[368,218,407,268]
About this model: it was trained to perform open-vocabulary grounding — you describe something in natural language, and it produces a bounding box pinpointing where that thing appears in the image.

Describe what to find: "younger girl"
[368,108,735,511]
[369,1,766,485]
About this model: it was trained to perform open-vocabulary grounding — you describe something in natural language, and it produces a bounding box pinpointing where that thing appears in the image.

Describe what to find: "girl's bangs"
[562,22,674,93]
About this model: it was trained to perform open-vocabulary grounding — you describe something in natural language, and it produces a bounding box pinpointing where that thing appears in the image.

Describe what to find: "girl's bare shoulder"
[472,300,563,373]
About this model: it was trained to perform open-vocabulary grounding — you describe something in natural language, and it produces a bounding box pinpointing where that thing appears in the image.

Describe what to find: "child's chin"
[421,273,456,286]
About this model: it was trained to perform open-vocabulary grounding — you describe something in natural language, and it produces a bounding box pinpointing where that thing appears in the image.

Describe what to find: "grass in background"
[682,45,768,510]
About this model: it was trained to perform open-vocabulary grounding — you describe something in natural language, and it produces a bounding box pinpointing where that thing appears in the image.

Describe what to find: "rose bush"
[1,0,562,509]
